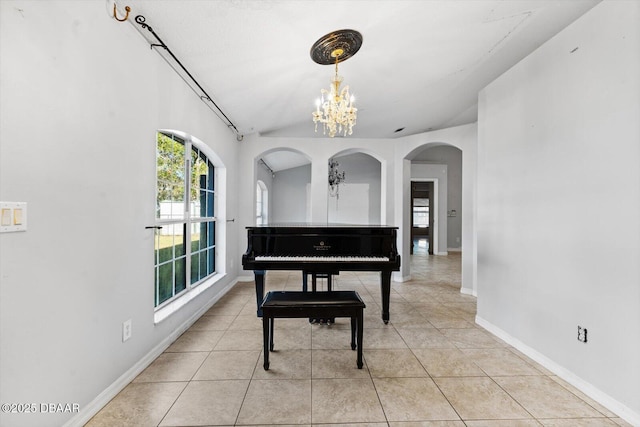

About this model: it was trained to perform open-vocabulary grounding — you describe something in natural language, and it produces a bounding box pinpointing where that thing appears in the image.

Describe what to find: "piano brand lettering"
[313,241,331,251]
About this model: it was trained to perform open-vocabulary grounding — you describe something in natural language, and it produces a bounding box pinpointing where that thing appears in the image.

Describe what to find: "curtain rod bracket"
[113,4,131,22]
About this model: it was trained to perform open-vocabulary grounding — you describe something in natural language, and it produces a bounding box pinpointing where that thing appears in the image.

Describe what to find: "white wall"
[328,152,381,225]
[0,3,240,426]
[477,1,640,422]
[271,164,311,223]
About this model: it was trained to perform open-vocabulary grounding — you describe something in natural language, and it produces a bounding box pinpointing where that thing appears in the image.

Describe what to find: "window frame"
[256,180,268,225]
[154,131,217,310]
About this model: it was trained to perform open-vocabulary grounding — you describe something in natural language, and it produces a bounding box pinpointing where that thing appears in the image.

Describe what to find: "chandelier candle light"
[311,29,363,137]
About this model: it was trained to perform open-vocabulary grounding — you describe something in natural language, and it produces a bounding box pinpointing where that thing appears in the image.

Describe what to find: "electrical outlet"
[577,325,588,343]
[122,319,132,342]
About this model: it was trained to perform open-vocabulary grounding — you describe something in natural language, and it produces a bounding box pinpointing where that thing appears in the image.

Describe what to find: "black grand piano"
[242,223,401,323]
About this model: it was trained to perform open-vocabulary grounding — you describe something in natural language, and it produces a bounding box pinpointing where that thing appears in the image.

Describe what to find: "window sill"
[154,273,226,324]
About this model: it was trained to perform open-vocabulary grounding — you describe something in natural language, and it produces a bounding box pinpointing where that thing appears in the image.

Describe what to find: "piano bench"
[260,290,366,370]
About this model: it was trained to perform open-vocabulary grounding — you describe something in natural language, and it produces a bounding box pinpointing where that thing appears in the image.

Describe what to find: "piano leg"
[381,271,391,324]
[254,270,265,317]
[357,312,364,368]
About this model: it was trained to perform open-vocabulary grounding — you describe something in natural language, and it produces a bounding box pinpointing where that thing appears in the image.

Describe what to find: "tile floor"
[87,253,631,426]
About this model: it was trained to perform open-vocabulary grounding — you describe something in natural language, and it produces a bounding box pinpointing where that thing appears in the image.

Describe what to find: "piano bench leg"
[357,309,364,369]
[262,316,271,370]
[350,316,356,350]
[269,317,274,352]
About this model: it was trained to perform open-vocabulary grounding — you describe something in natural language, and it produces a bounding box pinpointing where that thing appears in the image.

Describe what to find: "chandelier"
[310,30,363,138]
[328,158,346,198]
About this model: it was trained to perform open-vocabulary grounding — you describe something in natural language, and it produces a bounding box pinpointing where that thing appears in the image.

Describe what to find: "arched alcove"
[254,148,312,224]
[328,148,387,225]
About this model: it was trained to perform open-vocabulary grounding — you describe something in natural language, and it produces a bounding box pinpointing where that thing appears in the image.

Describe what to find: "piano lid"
[247,222,398,229]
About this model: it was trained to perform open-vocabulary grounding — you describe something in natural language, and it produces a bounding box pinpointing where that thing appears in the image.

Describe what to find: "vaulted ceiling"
[118,0,599,145]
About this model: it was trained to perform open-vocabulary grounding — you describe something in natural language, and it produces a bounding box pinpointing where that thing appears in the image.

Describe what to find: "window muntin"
[154,132,216,308]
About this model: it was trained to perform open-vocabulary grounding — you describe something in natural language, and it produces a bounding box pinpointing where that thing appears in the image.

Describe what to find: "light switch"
[0,202,27,233]
[1,209,10,226]
[13,208,23,225]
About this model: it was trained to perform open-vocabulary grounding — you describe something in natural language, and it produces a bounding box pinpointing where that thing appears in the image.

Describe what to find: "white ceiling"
[119,0,599,168]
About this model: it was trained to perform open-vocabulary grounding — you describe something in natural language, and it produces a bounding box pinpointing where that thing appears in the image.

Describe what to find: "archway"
[328,148,387,225]
[402,142,463,279]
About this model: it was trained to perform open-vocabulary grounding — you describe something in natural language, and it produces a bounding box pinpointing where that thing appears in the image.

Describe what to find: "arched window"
[154,132,216,308]
[256,180,268,225]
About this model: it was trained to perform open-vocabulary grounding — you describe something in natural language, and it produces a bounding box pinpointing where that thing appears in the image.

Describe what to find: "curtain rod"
[132,15,244,142]
[259,158,275,177]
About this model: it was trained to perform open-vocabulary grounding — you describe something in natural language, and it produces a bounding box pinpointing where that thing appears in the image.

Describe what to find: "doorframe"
[409,178,438,256]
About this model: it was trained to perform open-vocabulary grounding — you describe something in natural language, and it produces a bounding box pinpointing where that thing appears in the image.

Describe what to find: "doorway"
[410,181,434,255]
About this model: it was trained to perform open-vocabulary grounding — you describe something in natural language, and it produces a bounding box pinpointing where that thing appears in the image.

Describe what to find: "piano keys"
[242,223,401,323]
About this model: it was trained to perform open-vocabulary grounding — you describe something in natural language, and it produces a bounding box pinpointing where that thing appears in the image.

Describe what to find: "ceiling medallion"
[311,29,362,137]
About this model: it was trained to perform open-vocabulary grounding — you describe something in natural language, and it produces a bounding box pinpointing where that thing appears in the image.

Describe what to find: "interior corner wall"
[0,3,240,427]
[477,0,640,421]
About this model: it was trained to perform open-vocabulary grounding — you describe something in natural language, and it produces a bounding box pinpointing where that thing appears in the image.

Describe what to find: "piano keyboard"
[255,255,390,262]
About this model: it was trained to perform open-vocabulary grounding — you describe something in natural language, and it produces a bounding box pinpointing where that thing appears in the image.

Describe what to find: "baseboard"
[460,286,476,297]
[237,274,255,282]
[63,278,240,427]
[392,272,411,282]
[448,247,462,252]
[476,316,640,426]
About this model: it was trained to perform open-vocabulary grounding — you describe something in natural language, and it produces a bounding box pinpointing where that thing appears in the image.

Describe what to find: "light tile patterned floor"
[87,253,631,426]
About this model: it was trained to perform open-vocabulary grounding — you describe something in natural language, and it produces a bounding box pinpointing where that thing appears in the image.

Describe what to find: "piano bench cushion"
[262,291,366,310]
